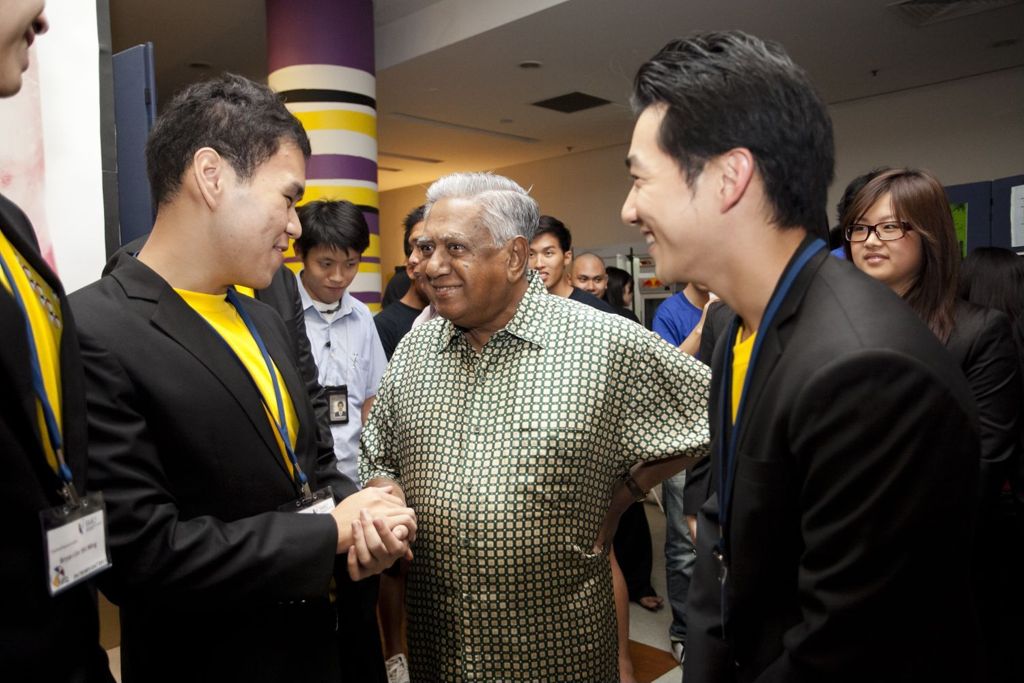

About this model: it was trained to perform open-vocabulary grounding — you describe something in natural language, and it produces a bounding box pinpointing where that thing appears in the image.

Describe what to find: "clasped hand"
[331,485,416,580]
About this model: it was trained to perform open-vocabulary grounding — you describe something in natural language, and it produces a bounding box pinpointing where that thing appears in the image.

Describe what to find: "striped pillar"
[266,0,381,311]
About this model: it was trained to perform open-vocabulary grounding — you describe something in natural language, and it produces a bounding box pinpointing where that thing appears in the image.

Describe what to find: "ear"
[563,248,573,268]
[716,147,755,213]
[189,147,227,211]
[506,236,529,281]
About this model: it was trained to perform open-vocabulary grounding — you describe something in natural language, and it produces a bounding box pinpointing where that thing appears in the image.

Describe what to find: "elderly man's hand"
[331,485,417,553]
[347,509,414,580]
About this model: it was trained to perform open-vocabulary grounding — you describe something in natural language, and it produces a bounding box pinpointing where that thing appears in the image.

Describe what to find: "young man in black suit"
[623,32,981,682]
[70,74,415,683]
[0,3,114,681]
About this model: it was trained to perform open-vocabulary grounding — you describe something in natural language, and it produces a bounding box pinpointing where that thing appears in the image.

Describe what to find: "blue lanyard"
[223,289,310,496]
[716,239,825,561]
[0,253,80,504]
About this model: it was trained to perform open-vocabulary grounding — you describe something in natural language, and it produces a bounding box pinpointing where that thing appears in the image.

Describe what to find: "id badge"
[39,492,111,596]
[325,385,349,425]
[278,486,336,515]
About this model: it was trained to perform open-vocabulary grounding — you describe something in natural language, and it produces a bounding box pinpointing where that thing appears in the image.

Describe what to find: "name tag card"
[39,492,111,595]
[325,385,349,425]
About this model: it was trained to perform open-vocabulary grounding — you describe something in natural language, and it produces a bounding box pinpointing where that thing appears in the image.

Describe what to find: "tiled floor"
[103,496,683,683]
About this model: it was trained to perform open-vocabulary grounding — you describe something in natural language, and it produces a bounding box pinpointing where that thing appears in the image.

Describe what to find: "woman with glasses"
[842,167,1021,681]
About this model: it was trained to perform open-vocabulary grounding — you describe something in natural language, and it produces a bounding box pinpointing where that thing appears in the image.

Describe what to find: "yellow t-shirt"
[731,326,757,424]
[0,231,64,473]
[176,288,299,477]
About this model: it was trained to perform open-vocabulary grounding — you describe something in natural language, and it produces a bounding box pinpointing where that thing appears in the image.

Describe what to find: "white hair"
[424,172,539,246]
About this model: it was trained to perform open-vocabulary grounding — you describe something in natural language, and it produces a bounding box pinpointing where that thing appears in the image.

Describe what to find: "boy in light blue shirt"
[295,200,387,484]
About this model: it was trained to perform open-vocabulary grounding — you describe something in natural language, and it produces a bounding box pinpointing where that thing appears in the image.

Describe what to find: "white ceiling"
[109,0,1024,192]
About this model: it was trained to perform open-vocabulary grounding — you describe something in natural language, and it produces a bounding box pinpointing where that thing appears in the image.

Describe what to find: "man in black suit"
[70,74,414,682]
[622,32,981,682]
[0,3,114,681]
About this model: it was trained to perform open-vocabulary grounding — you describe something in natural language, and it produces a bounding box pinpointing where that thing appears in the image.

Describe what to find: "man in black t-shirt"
[375,206,428,360]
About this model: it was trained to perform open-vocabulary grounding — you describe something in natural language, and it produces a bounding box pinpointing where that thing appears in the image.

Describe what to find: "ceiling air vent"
[532,91,611,113]
[889,0,1022,26]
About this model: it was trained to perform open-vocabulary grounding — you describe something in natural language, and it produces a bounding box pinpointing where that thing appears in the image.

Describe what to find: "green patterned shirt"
[361,270,710,682]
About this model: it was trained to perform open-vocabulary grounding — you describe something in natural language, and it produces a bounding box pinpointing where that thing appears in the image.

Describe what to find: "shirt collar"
[434,269,549,353]
[295,269,355,319]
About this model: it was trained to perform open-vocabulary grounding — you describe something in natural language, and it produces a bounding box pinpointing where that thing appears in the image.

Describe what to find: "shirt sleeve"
[359,361,401,486]
[652,299,681,345]
[364,315,388,398]
[616,327,711,471]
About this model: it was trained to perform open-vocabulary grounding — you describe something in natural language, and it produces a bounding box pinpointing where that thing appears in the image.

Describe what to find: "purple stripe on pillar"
[362,256,381,264]
[306,155,378,184]
[351,290,382,305]
[266,0,375,74]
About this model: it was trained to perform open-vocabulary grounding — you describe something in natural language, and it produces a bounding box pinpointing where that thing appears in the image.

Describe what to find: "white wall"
[379,67,1024,280]
[830,66,1024,202]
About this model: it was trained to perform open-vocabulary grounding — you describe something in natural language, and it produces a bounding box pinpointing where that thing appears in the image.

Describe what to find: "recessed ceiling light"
[991,38,1018,48]
[188,61,212,69]
[518,60,543,70]
[499,118,514,124]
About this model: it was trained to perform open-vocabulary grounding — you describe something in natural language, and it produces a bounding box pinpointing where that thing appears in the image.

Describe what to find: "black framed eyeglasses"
[844,221,912,242]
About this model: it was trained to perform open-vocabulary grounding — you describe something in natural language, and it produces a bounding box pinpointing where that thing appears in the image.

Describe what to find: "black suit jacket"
[70,254,360,682]
[686,236,981,683]
[0,194,113,682]
[945,300,1020,510]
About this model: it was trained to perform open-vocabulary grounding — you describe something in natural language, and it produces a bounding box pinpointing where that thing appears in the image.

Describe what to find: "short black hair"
[296,200,370,256]
[632,31,834,231]
[402,205,425,257]
[533,215,572,252]
[145,73,311,207]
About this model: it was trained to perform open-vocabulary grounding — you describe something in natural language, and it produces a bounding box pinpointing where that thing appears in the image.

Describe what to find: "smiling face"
[216,139,306,290]
[849,192,923,296]
[528,232,571,292]
[0,0,47,97]
[622,104,712,285]
[419,197,524,334]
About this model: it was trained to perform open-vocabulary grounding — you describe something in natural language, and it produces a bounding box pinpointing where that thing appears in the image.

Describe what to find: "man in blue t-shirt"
[653,282,710,351]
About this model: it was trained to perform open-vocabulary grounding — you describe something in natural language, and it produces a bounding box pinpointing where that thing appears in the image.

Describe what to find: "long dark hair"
[959,247,1024,354]
[841,168,959,343]
[604,266,633,309]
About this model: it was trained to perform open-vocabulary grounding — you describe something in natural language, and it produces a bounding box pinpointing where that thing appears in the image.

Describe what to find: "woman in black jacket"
[843,168,1021,682]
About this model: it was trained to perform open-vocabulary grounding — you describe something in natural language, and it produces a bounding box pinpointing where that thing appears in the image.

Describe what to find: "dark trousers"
[613,501,657,601]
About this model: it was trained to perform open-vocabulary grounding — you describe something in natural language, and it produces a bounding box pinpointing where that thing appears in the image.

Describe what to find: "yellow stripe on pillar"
[293,110,377,138]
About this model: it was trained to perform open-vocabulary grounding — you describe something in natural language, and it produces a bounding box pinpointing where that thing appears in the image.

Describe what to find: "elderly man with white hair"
[360,172,711,682]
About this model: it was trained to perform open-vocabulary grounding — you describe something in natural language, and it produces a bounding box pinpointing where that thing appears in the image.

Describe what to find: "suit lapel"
[113,257,294,483]
[735,238,828,454]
